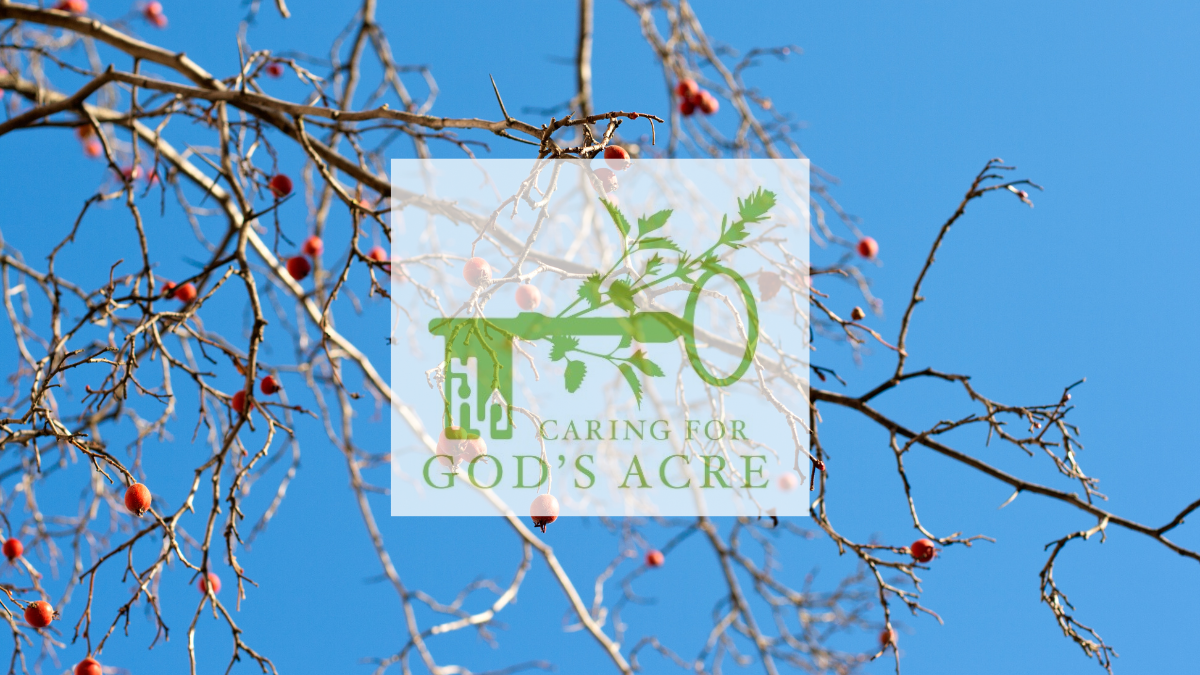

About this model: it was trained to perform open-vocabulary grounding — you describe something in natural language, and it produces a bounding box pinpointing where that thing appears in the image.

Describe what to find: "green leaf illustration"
[601,198,630,239]
[607,279,637,313]
[565,360,587,393]
[578,272,603,309]
[549,335,579,362]
[618,363,644,408]
[628,350,664,377]
[638,236,681,252]
[737,187,776,224]
[616,333,633,350]
[636,209,672,238]
[642,253,663,279]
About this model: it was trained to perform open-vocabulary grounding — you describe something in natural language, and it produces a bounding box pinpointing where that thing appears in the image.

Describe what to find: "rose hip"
[260,375,280,395]
[530,494,560,532]
[645,550,664,568]
[2,538,22,560]
[124,483,152,516]
[910,538,937,563]
[74,658,102,675]
[462,258,492,287]
[604,145,631,172]
[856,236,879,259]
[286,255,311,281]
[24,601,54,628]
[231,391,253,418]
[515,284,541,311]
[198,572,221,595]
[301,235,324,257]
[268,174,293,199]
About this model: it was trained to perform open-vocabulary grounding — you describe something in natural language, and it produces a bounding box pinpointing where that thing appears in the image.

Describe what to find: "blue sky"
[1,1,1198,673]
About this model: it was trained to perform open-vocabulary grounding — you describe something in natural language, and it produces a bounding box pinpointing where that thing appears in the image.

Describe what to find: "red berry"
[2,538,23,560]
[910,538,937,563]
[462,257,492,287]
[143,3,167,28]
[144,2,163,15]
[24,600,54,628]
[645,550,665,568]
[593,168,618,193]
[124,483,152,516]
[880,628,897,647]
[758,272,782,301]
[301,235,324,257]
[530,494,560,532]
[436,428,487,468]
[266,63,284,78]
[856,236,879,259]
[286,255,311,281]
[268,174,293,199]
[169,281,197,303]
[776,472,798,492]
[83,139,102,158]
[675,78,700,101]
[603,145,631,172]
[695,90,719,115]
[515,284,541,311]
[55,0,87,14]
[231,390,253,417]
[198,572,221,595]
[678,98,696,116]
[260,375,280,395]
[368,246,389,263]
[74,658,102,675]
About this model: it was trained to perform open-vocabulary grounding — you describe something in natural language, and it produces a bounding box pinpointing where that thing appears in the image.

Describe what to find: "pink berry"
[856,237,879,259]
[286,255,311,280]
[515,284,541,311]
[695,90,719,115]
[603,145,631,172]
[198,572,221,595]
[758,272,782,301]
[301,235,323,257]
[462,258,492,287]
[268,174,293,199]
[530,494,560,532]
[777,472,798,492]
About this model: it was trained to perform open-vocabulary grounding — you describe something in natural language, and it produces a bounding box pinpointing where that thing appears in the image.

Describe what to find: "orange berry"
[124,483,152,516]
[603,145,631,172]
[301,235,324,257]
[856,237,879,259]
[83,139,102,158]
[645,550,664,568]
[910,538,937,563]
[231,391,253,417]
[168,281,197,303]
[880,628,897,647]
[2,538,23,560]
[695,90,719,115]
[24,601,54,628]
[74,658,102,675]
[368,246,389,263]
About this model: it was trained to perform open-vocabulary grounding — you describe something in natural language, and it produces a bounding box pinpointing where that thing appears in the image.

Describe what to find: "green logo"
[429,188,775,440]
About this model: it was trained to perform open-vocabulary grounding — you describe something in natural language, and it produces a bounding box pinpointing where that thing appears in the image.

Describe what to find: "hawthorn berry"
[74,658,102,675]
[462,257,492,287]
[83,139,102,158]
[75,125,94,140]
[529,494,560,533]
[286,255,311,281]
[436,428,487,468]
[879,628,897,647]
[54,0,87,14]
[124,483,152,516]
[645,550,665,568]
[695,91,719,115]
[678,98,696,116]
[856,236,879,259]
[515,284,541,311]
[777,472,798,492]
[266,63,284,78]
[910,538,937,563]
[167,281,198,303]
[368,246,389,264]
[850,306,865,321]
[260,375,280,395]
[302,235,324,257]
[198,572,221,595]
[268,173,293,199]
[758,272,782,301]
[143,2,167,28]
[231,390,253,418]
[675,78,700,101]
[604,145,631,172]
[3,538,23,560]
[593,168,618,193]
[24,601,54,628]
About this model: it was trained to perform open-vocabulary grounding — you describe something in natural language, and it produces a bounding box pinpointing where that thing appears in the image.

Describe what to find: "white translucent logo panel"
[389,159,810,519]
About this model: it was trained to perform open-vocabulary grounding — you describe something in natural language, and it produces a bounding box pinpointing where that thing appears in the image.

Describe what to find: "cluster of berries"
[675,78,719,117]
[461,258,541,311]
[230,373,285,420]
